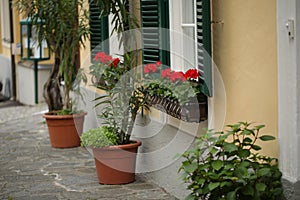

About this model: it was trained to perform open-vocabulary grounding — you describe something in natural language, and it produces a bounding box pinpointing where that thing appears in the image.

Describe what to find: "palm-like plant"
[14,0,89,112]
[90,0,149,144]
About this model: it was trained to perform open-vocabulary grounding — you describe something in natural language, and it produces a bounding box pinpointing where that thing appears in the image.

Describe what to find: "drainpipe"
[9,0,16,101]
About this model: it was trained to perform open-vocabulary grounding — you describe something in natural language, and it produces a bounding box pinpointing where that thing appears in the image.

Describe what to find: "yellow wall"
[212,0,278,158]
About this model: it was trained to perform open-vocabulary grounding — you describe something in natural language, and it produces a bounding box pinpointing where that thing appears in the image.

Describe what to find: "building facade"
[1,0,299,199]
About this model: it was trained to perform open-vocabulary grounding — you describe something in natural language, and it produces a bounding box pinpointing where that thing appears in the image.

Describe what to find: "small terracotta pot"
[92,140,141,184]
[43,112,86,148]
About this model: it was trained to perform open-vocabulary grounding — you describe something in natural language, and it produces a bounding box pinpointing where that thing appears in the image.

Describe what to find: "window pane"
[182,0,194,24]
[182,27,195,70]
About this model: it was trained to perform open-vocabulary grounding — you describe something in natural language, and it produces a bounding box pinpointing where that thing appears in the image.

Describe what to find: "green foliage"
[80,126,119,148]
[179,122,283,200]
[92,60,150,145]
[14,0,90,111]
[87,1,147,145]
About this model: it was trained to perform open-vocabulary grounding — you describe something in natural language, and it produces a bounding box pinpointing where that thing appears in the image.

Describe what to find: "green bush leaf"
[259,135,275,141]
[224,143,238,153]
[212,160,224,171]
[208,182,220,191]
[235,166,248,178]
[258,168,271,176]
[251,145,262,151]
[242,184,254,196]
[184,163,198,173]
[243,137,253,144]
[226,191,236,200]
[238,149,250,158]
[255,183,267,192]
[255,124,265,130]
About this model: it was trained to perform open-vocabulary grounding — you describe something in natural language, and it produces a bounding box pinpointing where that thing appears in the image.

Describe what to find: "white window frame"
[0,0,11,48]
[169,0,197,72]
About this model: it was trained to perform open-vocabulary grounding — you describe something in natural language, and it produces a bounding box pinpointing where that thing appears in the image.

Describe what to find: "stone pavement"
[0,103,178,200]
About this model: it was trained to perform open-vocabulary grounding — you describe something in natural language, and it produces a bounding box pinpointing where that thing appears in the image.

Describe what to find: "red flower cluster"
[184,69,199,80]
[110,58,120,67]
[161,68,199,82]
[144,61,161,74]
[162,69,186,82]
[144,60,199,83]
[93,52,120,67]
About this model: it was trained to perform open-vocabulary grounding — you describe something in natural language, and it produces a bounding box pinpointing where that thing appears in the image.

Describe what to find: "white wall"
[277,0,300,196]
[0,54,11,98]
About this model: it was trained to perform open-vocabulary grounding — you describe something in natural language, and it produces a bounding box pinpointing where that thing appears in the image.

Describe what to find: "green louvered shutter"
[196,0,212,96]
[89,1,109,60]
[140,0,170,66]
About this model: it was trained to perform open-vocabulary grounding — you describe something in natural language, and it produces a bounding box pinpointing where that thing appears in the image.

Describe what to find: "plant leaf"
[208,182,220,191]
[238,149,250,158]
[226,191,236,200]
[251,145,262,151]
[255,183,267,192]
[223,143,238,153]
[258,168,271,176]
[211,160,223,171]
[184,162,198,173]
[259,135,275,141]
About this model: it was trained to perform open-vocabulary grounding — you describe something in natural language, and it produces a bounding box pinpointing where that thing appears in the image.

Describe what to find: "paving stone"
[0,103,178,200]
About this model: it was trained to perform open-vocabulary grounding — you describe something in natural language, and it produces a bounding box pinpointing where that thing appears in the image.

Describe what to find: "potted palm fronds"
[14,0,89,148]
[80,0,148,184]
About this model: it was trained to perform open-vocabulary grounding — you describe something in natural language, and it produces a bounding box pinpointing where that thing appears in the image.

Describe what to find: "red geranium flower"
[156,61,162,66]
[170,71,187,82]
[184,69,199,80]
[144,63,158,74]
[162,68,172,79]
[94,52,112,64]
[110,58,120,67]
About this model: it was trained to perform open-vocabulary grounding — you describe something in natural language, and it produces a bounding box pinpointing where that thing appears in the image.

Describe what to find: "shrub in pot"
[14,0,89,148]
[179,122,283,200]
[81,126,142,184]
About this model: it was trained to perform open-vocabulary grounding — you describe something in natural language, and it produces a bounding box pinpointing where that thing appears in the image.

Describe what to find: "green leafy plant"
[80,126,119,148]
[90,51,150,145]
[14,0,89,112]
[84,0,150,145]
[179,122,283,200]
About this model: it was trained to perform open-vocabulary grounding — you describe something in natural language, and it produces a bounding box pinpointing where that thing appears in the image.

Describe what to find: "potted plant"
[80,125,142,184]
[79,0,147,184]
[14,0,89,148]
[179,122,283,200]
[81,50,147,184]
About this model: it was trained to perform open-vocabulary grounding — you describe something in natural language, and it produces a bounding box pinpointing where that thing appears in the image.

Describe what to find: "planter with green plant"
[81,50,147,184]
[80,126,141,184]
[14,0,89,148]
[80,0,148,184]
[179,122,283,200]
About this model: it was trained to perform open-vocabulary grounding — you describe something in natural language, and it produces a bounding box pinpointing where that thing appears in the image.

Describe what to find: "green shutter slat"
[89,0,109,60]
[140,0,170,66]
[197,0,212,96]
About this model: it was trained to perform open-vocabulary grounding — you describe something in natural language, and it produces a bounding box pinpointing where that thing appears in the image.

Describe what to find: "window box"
[148,94,207,123]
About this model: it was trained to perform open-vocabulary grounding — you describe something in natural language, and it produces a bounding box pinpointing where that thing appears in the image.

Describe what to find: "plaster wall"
[212,0,278,158]
[277,0,300,198]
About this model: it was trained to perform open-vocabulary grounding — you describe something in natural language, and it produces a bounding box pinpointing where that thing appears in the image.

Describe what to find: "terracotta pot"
[43,112,86,148]
[92,140,141,184]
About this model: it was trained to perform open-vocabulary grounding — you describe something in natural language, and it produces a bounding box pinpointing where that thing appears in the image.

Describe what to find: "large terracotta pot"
[43,112,86,148]
[92,140,141,184]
